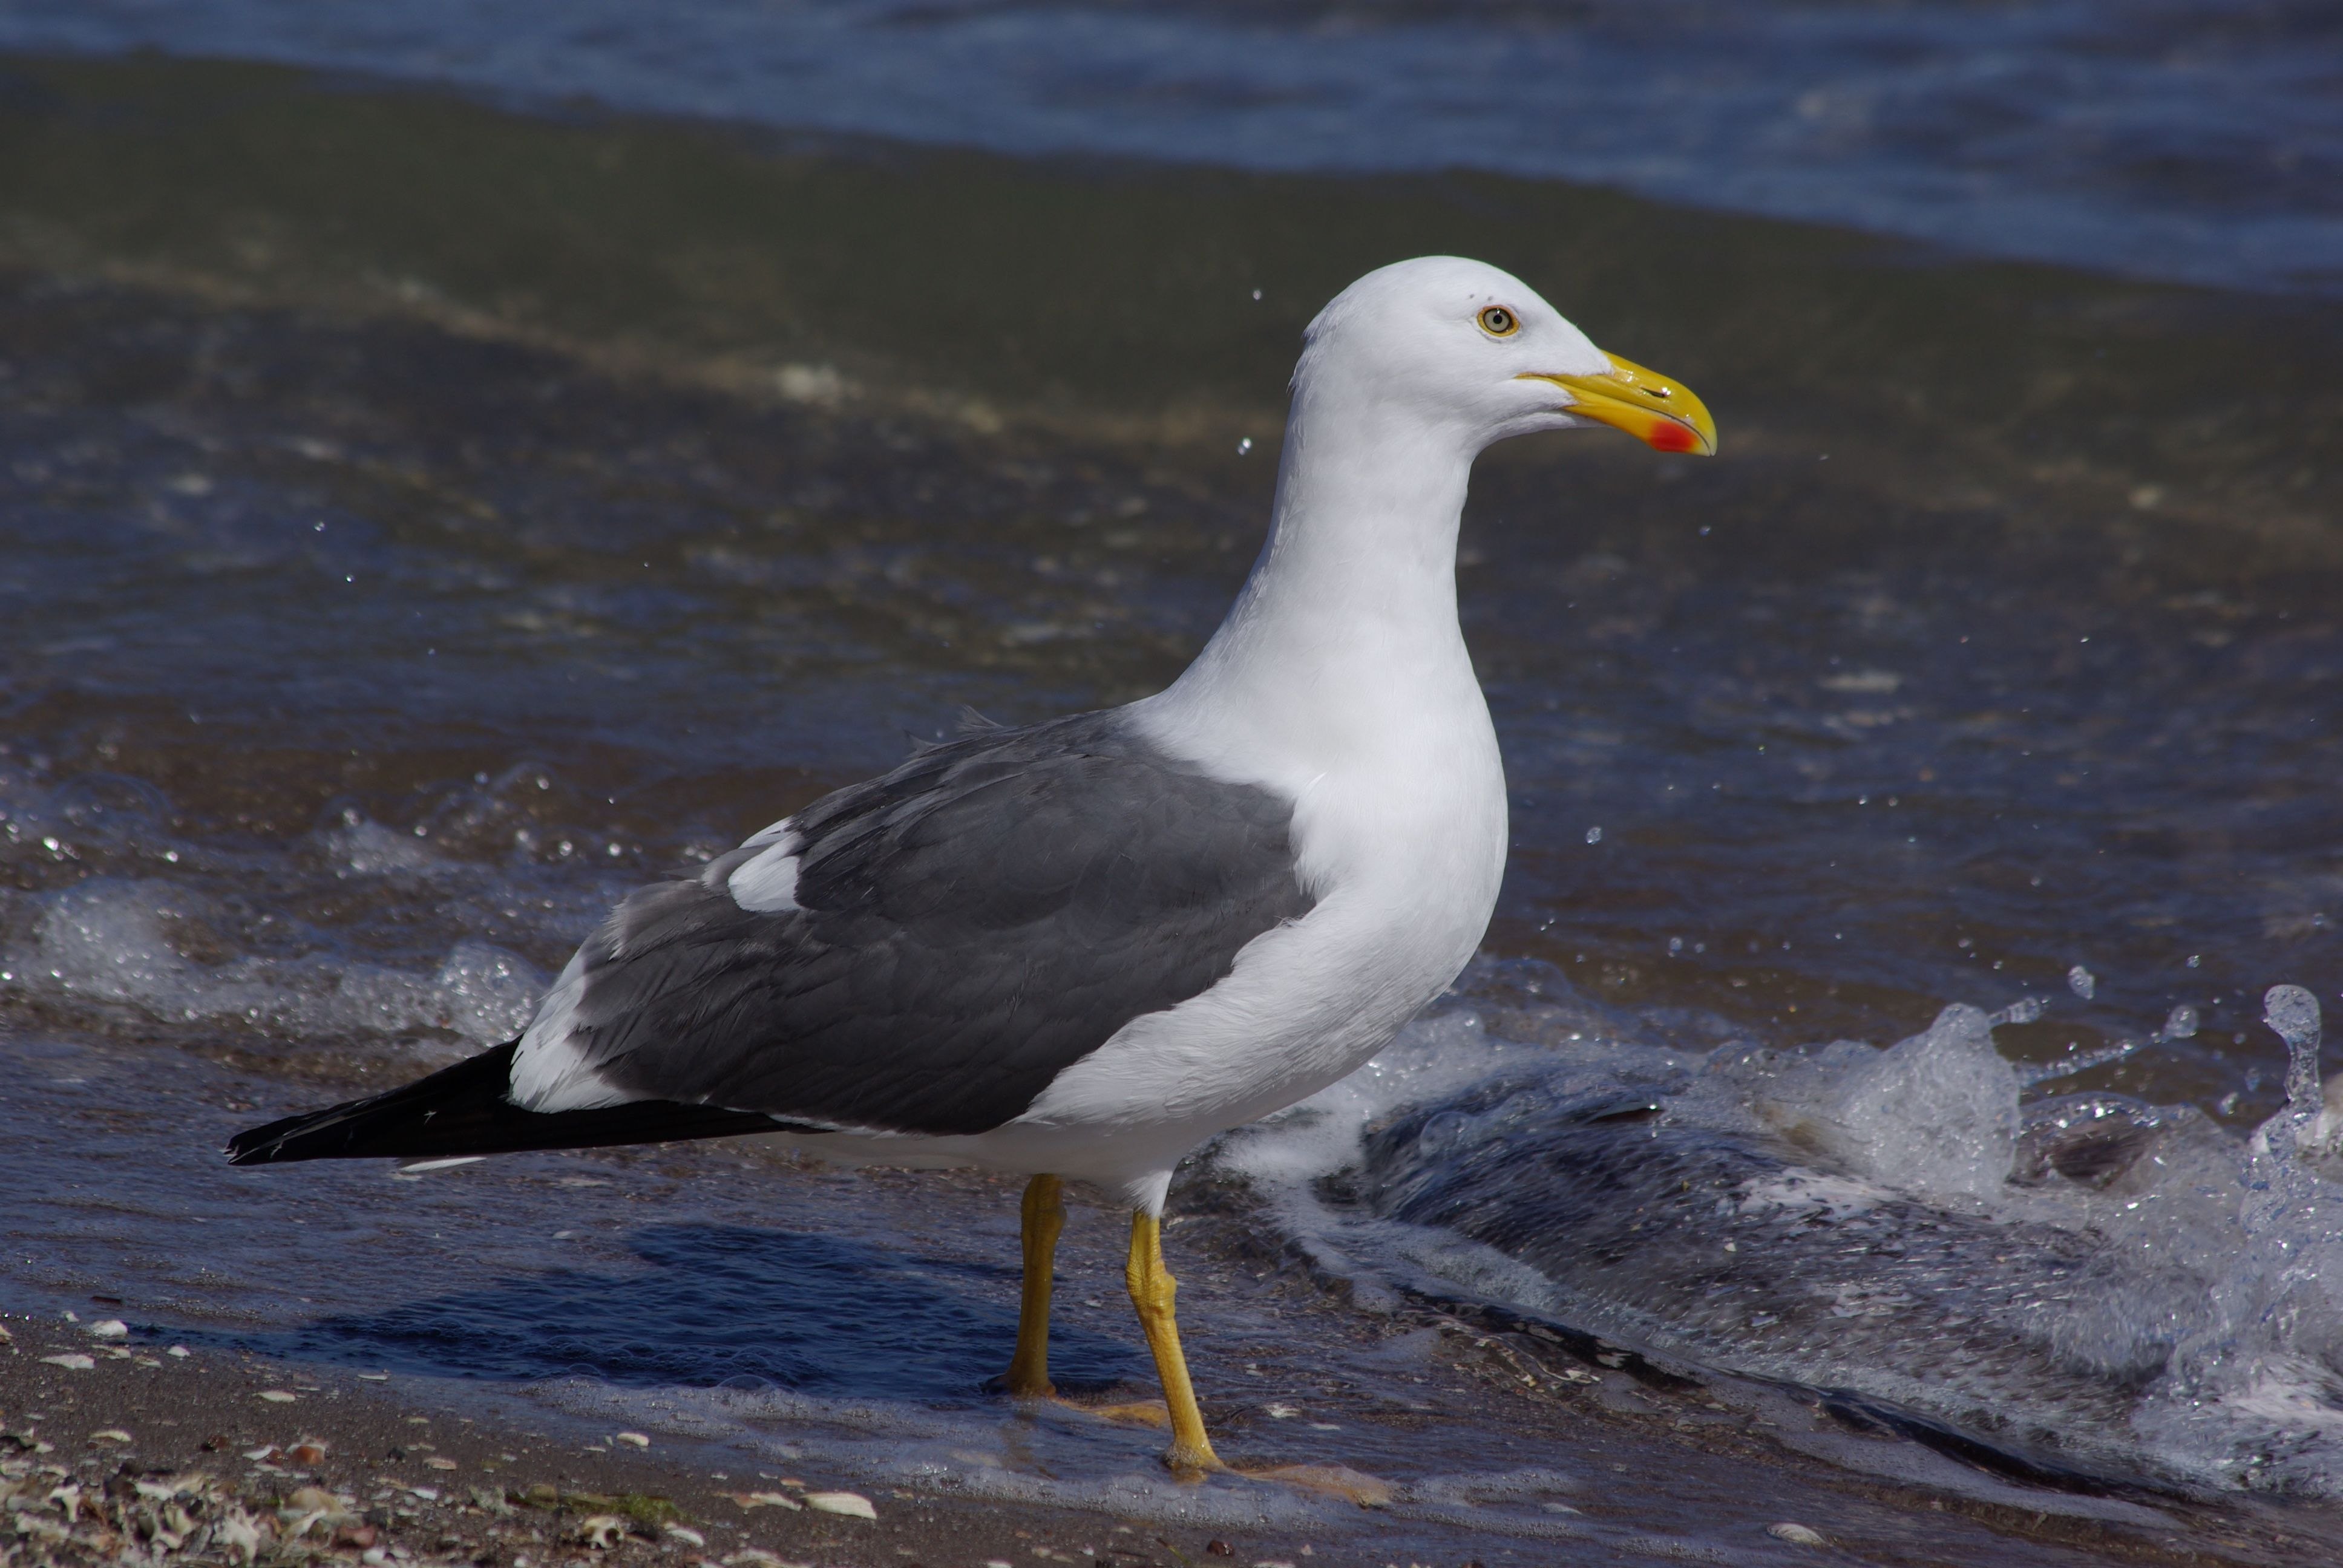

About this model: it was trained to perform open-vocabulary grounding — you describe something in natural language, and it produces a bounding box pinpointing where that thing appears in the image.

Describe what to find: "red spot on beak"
[1647,422,1698,453]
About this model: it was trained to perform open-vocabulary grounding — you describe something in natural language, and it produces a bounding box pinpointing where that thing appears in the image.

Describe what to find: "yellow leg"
[1126,1210,1224,1472]
[1003,1174,1064,1398]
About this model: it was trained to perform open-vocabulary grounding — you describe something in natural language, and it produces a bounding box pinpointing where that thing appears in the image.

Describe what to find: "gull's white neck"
[1101,351,1510,1135]
[1136,380,1486,787]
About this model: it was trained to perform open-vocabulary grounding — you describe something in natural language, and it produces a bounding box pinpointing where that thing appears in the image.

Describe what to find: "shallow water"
[1,45,2341,1565]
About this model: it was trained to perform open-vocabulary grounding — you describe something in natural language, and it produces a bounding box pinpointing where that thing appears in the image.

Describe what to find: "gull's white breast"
[1007,656,1509,1177]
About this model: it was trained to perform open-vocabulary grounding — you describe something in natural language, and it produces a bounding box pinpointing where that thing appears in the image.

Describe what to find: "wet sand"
[8,1224,2338,1568]
[1,1313,1307,1568]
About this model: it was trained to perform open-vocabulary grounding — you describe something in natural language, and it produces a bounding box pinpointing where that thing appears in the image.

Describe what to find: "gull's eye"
[1477,305,1519,338]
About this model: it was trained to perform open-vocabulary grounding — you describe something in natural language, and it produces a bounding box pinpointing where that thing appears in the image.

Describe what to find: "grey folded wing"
[540,711,1315,1136]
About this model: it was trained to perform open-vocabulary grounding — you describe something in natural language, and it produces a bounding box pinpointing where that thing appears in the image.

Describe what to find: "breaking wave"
[1220,975,2343,1500]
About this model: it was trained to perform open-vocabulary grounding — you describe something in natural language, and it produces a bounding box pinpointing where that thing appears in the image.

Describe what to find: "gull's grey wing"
[535,711,1314,1136]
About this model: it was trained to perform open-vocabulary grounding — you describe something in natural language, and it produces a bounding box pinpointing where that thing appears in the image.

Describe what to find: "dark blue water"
[4,0,2339,295]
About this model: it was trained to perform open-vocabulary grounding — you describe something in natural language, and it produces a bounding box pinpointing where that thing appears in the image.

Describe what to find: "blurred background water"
[5,0,2339,296]
[0,4,2339,1561]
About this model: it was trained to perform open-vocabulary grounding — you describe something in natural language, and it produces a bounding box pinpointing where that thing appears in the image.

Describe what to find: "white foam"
[1215,1005,1683,1321]
[323,815,457,878]
[2,877,544,1045]
[1214,984,2343,1498]
[541,1378,1337,1531]
[1702,1003,2020,1204]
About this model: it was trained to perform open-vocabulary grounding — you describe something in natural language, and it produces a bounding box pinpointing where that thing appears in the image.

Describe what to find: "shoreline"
[0,1313,1304,1568]
[10,1042,2343,1568]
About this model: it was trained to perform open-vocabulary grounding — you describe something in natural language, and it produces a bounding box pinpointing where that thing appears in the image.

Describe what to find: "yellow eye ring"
[1478,305,1519,337]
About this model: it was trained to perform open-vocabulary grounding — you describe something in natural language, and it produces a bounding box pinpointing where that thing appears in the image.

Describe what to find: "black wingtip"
[225,1042,523,1165]
[225,1040,800,1166]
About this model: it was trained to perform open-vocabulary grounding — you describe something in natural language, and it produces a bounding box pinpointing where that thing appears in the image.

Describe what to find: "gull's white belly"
[752,704,1509,1209]
[1009,697,1510,1169]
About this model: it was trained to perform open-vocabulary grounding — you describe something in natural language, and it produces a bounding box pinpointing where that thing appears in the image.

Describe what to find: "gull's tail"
[224,1040,790,1166]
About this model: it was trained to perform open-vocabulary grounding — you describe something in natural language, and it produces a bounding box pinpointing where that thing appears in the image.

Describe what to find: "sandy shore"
[0,1314,1319,1568]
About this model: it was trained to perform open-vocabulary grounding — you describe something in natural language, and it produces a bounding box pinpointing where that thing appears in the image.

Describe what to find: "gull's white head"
[1296,255,1716,457]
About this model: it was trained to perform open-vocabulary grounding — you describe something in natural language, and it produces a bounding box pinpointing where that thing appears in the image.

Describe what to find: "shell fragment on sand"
[802,1490,877,1520]
[572,1514,628,1549]
[258,1390,298,1402]
[39,1353,94,1370]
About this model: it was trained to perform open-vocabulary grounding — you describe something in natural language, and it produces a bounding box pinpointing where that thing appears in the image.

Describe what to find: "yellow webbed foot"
[1084,1398,1170,1428]
[1240,1463,1392,1507]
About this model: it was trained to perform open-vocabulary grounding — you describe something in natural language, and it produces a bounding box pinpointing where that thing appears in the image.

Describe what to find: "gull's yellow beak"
[1519,352,1717,456]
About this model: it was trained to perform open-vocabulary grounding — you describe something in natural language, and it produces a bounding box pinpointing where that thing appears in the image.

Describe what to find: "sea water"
[1,27,2340,1564]
[1224,980,2343,1501]
[4,0,2337,297]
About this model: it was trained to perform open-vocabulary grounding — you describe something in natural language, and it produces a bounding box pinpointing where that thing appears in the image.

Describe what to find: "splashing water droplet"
[1584,825,1603,844]
[1988,996,2043,1027]
[2162,1004,2198,1040]
[1236,437,1253,455]
[2066,964,2096,999]
[2264,985,2322,1112]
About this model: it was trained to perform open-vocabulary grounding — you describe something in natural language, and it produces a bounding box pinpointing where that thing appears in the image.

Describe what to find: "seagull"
[227,255,1714,1472]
